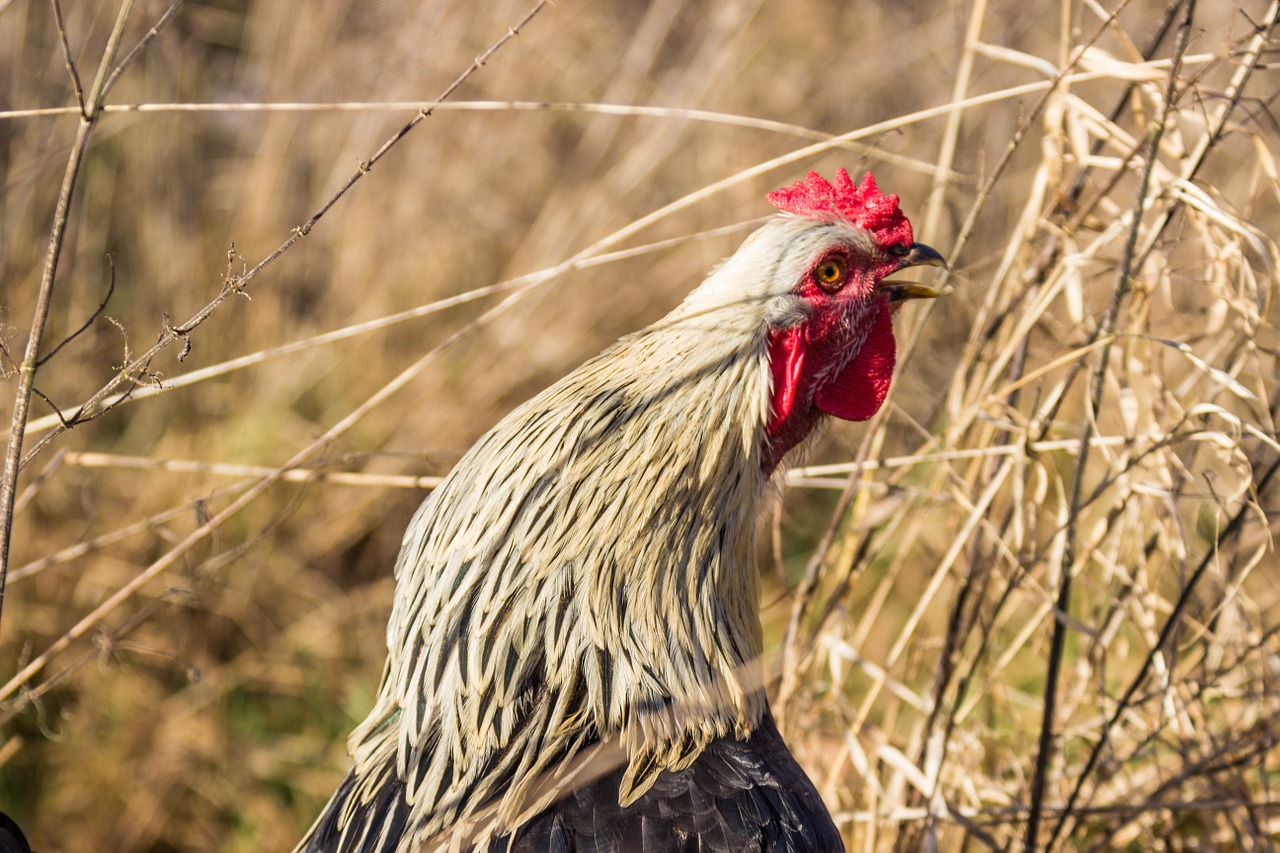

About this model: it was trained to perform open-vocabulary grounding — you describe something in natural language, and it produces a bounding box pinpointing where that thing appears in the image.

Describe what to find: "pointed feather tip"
[765,168,913,249]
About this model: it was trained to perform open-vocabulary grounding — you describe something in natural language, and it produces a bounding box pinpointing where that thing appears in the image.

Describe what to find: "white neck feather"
[348,226,815,844]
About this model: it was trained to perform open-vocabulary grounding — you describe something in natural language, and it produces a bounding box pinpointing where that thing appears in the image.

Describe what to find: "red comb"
[766,169,912,248]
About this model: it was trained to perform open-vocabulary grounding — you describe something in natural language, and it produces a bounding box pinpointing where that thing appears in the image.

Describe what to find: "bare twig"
[1027,6,1196,849]
[14,0,552,473]
[49,0,86,118]
[35,254,115,367]
[100,0,183,101]
[0,0,137,635]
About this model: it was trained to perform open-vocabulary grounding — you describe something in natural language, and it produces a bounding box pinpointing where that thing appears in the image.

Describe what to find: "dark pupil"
[821,264,837,280]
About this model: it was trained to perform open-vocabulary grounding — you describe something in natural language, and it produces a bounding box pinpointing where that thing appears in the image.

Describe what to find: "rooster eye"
[813,256,847,291]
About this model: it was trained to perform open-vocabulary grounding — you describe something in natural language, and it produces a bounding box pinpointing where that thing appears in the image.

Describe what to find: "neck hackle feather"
[298,169,931,853]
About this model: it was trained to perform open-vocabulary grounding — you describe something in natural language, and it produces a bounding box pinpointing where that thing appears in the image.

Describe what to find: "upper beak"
[881,242,948,302]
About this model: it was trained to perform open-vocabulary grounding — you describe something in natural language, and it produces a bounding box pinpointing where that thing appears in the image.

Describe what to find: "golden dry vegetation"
[1,0,1278,850]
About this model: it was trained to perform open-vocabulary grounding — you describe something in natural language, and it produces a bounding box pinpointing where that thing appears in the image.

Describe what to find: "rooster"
[298,169,945,852]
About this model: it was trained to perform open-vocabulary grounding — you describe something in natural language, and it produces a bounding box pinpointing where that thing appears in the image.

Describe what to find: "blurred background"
[2,0,1278,849]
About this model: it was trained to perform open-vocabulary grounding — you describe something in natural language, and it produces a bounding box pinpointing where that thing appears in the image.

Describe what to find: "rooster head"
[753,169,945,469]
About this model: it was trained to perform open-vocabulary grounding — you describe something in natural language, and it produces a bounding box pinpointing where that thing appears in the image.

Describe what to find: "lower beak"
[881,242,948,302]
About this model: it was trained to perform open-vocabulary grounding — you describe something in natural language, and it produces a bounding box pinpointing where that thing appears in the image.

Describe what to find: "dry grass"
[1,0,1278,850]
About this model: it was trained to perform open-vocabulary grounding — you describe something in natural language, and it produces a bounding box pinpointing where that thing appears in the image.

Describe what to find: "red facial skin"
[760,170,920,474]
[762,247,905,474]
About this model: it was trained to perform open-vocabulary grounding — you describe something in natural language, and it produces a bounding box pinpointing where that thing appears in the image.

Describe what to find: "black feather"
[301,769,410,853]
[0,812,34,853]
[497,712,843,853]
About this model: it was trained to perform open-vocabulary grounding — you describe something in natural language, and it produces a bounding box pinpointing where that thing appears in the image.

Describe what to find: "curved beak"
[881,242,948,302]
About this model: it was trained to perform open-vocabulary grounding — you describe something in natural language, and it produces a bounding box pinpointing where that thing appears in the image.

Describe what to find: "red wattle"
[813,301,896,422]
[767,325,807,433]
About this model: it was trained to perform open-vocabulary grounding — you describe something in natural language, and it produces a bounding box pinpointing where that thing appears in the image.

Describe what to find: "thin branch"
[291,1,551,240]
[35,254,115,367]
[1027,4,1196,849]
[27,386,71,429]
[0,0,137,637]
[49,0,86,117]
[100,0,183,101]
[15,1,551,474]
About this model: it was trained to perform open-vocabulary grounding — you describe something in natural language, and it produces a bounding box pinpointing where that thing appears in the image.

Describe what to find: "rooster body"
[299,171,944,852]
